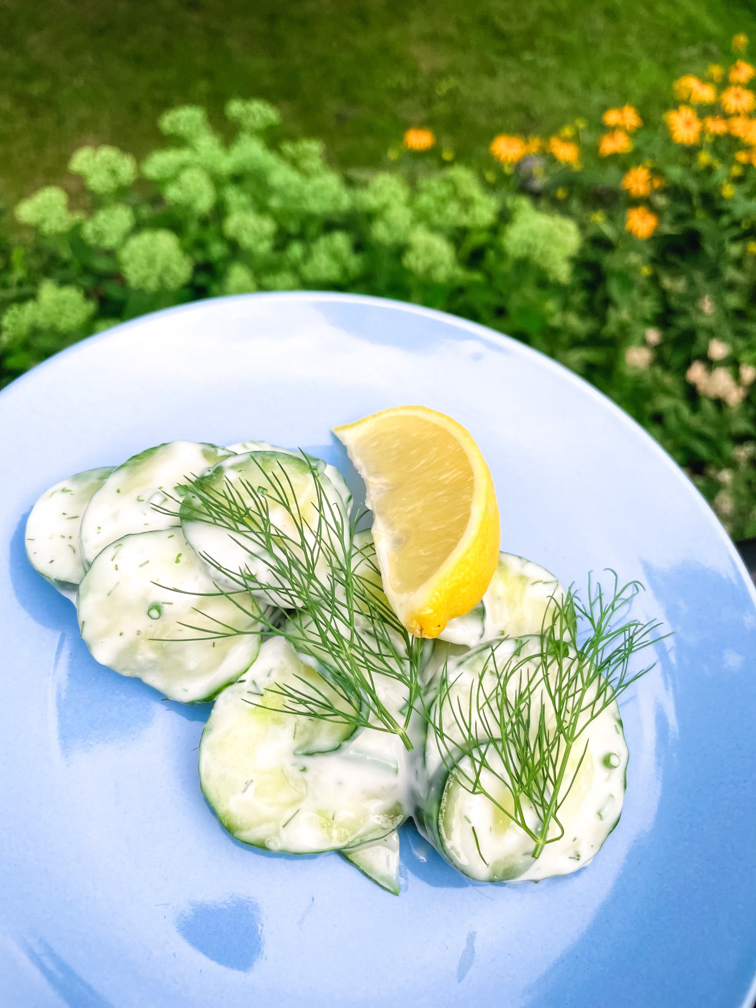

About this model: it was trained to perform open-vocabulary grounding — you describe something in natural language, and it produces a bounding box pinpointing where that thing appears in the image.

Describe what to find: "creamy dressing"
[200,637,412,853]
[227,440,352,509]
[80,441,231,567]
[440,553,566,647]
[77,528,264,703]
[423,636,627,882]
[26,467,115,590]
[181,451,349,608]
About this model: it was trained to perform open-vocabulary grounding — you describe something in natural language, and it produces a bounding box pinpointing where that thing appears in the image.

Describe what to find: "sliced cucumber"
[180,450,348,607]
[80,441,232,567]
[26,467,115,592]
[199,637,410,854]
[77,528,264,703]
[421,636,627,882]
[341,830,401,895]
[228,440,352,511]
[439,553,566,647]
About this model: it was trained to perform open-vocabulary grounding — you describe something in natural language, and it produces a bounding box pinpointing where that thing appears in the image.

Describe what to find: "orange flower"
[602,105,643,132]
[599,130,633,156]
[736,148,756,166]
[525,136,543,154]
[664,105,702,144]
[403,128,435,152]
[733,33,748,53]
[626,206,659,239]
[708,64,725,83]
[621,165,654,197]
[721,86,756,114]
[730,60,756,84]
[703,114,729,136]
[728,116,756,143]
[548,136,580,165]
[673,75,715,104]
[490,134,527,164]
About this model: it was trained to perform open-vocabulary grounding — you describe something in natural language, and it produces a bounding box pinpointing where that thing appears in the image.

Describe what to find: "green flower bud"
[158,106,211,141]
[15,187,82,236]
[69,145,137,195]
[164,166,215,215]
[2,282,95,343]
[81,205,135,249]
[370,204,414,246]
[226,99,281,133]
[119,230,193,292]
[357,172,410,212]
[142,148,194,182]
[223,211,277,255]
[300,231,361,284]
[223,263,257,295]
[501,198,581,283]
[280,139,326,175]
[414,166,497,230]
[402,228,459,284]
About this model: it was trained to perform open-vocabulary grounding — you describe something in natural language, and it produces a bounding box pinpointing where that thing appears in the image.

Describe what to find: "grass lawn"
[2,0,756,205]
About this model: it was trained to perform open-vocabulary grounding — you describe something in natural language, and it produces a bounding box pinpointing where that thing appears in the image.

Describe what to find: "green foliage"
[2,94,755,539]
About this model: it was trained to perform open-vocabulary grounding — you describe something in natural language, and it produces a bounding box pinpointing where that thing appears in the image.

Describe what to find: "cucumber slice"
[26,467,115,593]
[80,441,232,567]
[421,636,627,882]
[439,553,566,647]
[199,637,410,854]
[77,528,264,703]
[341,830,401,895]
[180,450,348,607]
[228,440,352,510]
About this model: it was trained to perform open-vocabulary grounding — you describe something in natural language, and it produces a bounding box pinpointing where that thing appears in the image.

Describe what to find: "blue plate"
[1,293,755,1008]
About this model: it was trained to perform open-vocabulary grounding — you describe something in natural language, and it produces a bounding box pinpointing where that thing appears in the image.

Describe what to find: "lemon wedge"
[333,405,500,638]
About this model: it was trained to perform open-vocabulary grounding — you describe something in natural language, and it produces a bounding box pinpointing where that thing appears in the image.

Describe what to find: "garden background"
[3,0,756,538]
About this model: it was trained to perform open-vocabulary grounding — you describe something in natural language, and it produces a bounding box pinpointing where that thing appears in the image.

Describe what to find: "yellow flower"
[640,264,653,276]
[703,115,729,136]
[747,240,756,254]
[625,205,659,239]
[490,134,527,164]
[548,136,581,165]
[559,124,576,138]
[555,187,568,199]
[602,106,642,132]
[599,130,633,156]
[728,116,756,143]
[525,136,543,154]
[575,117,587,129]
[721,86,756,114]
[621,165,654,197]
[403,128,436,151]
[664,105,702,144]
[674,75,716,104]
[441,149,454,161]
[730,60,756,84]
[733,33,748,53]
[697,150,712,167]
[731,163,745,176]
[721,182,735,198]
[708,64,725,83]
[590,210,606,223]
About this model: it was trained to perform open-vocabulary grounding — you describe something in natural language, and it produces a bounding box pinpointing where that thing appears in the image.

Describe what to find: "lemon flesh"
[334,405,500,638]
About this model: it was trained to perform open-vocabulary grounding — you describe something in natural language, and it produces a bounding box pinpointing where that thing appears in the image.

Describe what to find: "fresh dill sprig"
[157,452,424,749]
[430,575,666,857]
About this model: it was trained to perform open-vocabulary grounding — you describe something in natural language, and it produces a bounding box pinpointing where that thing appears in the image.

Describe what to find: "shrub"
[3,42,756,539]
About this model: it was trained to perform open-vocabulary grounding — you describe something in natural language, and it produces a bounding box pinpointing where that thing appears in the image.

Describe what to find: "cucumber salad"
[26,433,661,895]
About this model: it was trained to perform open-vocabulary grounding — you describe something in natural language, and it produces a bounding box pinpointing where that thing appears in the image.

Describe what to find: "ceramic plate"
[1,293,755,1008]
